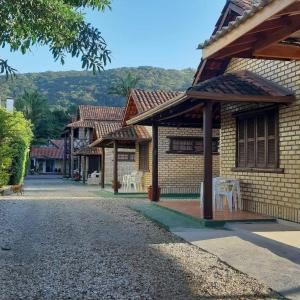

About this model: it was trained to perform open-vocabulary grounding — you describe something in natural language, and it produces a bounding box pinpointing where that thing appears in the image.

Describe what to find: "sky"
[2,0,226,73]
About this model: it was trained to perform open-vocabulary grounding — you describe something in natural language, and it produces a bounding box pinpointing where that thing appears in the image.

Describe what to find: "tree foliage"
[108,73,141,97]
[0,0,111,76]
[0,108,33,186]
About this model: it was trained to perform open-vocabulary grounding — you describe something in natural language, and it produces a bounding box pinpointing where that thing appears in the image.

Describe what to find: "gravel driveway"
[0,177,282,299]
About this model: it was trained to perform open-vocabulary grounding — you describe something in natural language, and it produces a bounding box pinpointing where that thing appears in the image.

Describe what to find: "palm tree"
[108,73,140,97]
[15,90,49,144]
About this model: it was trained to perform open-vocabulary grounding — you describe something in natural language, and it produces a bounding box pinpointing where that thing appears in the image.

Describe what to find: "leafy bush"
[0,108,32,186]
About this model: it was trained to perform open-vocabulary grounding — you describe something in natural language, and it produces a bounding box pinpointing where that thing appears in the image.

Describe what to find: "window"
[139,143,149,171]
[236,107,278,169]
[118,152,135,162]
[168,137,219,154]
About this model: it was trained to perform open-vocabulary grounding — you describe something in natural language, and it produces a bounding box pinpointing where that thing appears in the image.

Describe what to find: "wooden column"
[70,128,74,178]
[113,141,118,194]
[63,134,67,177]
[203,101,213,220]
[152,123,159,202]
[101,147,105,188]
[78,155,82,178]
[82,156,86,184]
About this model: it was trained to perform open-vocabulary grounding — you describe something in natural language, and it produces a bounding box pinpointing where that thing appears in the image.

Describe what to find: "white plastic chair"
[129,171,143,192]
[122,175,130,192]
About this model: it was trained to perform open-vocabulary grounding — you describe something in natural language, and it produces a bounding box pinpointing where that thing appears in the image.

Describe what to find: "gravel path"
[0,178,282,299]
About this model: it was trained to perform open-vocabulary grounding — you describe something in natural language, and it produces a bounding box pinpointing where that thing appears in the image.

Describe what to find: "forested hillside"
[0,67,195,108]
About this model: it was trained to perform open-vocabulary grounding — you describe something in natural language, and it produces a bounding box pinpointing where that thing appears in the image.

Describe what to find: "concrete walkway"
[174,221,300,300]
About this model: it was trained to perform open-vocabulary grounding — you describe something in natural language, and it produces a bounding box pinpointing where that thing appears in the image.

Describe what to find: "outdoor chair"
[122,174,131,191]
[200,177,241,211]
[128,171,143,192]
[87,171,101,185]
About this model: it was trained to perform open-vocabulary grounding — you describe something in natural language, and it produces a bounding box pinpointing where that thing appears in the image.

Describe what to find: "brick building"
[128,0,300,222]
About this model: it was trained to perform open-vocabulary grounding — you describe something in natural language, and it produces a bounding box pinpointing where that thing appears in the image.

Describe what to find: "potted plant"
[112,180,121,190]
[147,186,161,201]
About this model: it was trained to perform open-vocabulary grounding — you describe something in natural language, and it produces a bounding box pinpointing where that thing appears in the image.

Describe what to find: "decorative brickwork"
[221,58,300,222]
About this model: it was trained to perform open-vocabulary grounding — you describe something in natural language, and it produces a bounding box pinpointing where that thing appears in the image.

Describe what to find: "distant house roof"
[78,105,124,121]
[90,125,151,148]
[123,89,183,124]
[66,120,97,129]
[74,147,102,156]
[94,122,122,140]
[30,139,64,160]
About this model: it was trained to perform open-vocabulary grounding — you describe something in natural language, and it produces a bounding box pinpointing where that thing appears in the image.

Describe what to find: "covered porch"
[89,125,151,194]
[127,70,295,220]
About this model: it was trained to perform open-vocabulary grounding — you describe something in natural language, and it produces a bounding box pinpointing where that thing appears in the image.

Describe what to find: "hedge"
[0,108,32,186]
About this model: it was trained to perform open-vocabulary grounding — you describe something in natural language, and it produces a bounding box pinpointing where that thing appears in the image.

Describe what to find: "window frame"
[167,136,219,155]
[117,152,135,162]
[234,106,281,172]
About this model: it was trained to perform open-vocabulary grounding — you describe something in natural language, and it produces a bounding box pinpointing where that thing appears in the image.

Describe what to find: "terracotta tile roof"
[231,0,254,10]
[130,89,183,115]
[66,120,97,129]
[198,0,273,49]
[189,70,294,97]
[103,125,151,141]
[30,139,64,160]
[94,122,122,140]
[74,147,102,156]
[78,105,124,121]
[127,70,294,126]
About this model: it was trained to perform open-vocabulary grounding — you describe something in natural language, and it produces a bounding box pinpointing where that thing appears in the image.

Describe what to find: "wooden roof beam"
[254,43,300,60]
[254,15,300,52]
[202,0,297,59]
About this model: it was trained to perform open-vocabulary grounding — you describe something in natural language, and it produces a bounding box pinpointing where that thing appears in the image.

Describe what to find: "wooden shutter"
[246,118,255,167]
[256,115,266,167]
[267,112,277,167]
[237,119,245,167]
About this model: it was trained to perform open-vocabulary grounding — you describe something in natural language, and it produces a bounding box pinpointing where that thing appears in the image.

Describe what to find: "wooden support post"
[78,155,82,177]
[63,134,67,177]
[113,141,118,194]
[203,101,213,220]
[83,156,86,184]
[70,128,74,178]
[152,123,159,202]
[101,147,105,189]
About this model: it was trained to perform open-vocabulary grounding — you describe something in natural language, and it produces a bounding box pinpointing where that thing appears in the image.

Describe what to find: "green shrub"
[0,108,32,186]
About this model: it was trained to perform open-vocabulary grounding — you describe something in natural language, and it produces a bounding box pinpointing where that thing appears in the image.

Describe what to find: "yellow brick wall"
[221,58,300,222]
[135,126,220,194]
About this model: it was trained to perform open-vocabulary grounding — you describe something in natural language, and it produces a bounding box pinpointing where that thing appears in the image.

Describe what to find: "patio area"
[158,200,276,222]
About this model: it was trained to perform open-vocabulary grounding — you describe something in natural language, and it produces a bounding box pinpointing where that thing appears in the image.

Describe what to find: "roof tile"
[78,105,124,121]
[30,139,64,160]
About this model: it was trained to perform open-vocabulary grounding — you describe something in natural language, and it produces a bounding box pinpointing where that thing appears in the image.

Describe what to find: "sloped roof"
[193,0,254,84]
[92,125,151,148]
[67,120,97,129]
[78,105,124,121]
[198,0,273,50]
[94,122,122,140]
[127,70,295,127]
[188,70,294,98]
[74,147,102,156]
[103,125,151,141]
[30,139,64,160]
[129,89,183,115]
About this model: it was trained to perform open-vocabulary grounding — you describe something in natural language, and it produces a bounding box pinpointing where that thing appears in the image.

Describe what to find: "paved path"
[0,178,281,299]
[175,222,300,300]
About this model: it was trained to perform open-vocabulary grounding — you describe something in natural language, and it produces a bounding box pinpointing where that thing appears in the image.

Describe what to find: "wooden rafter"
[254,43,300,60]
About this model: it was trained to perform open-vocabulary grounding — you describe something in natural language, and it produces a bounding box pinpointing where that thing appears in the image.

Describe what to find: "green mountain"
[0,66,195,108]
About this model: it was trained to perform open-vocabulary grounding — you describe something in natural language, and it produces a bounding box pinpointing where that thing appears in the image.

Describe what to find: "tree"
[109,73,140,97]
[0,108,32,185]
[0,0,111,76]
[15,90,49,144]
